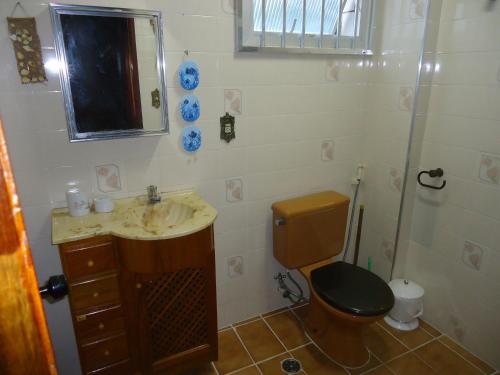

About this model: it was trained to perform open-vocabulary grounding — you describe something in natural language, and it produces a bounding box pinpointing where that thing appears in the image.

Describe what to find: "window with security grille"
[237,0,374,54]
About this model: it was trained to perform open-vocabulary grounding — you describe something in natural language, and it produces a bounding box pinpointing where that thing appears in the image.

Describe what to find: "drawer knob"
[76,314,87,322]
[93,292,99,298]
[104,350,110,356]
[87,260,94,267]
[98,323,105,330]
[136,283,142,289]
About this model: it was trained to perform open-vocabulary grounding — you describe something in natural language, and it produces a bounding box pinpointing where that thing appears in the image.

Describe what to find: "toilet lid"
[311,262,395,317]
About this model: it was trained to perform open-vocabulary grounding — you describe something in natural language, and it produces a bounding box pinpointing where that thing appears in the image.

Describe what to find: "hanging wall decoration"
[182,125,202,153]
[179,60,200,90]
[7,3,47,84]
[178,55,202,153]
[220,112,235,143]
[180,94,200,122]
[151,88,160,108]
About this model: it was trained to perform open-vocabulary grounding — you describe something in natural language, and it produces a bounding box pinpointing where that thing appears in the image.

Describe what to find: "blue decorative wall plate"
[182,125,202,153]
[180,94,200,122]
[179,60,200,90]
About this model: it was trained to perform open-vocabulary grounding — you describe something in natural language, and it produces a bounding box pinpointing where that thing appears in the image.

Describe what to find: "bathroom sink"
[51,190,217,244]
[119,200,195,232]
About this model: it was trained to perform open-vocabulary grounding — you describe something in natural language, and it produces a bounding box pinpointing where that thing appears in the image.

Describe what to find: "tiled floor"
[182,305,497,375]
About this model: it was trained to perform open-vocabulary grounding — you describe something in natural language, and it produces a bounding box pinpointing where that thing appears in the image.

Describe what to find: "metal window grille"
[237,0,374,55]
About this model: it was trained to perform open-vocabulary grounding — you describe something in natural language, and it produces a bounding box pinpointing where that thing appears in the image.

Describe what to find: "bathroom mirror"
[49,4,169,142]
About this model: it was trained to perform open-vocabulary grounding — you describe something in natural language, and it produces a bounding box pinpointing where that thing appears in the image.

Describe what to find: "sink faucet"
[147,185,161,204]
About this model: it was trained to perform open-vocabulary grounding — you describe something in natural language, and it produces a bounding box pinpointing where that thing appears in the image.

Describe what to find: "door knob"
[39,274,68,301]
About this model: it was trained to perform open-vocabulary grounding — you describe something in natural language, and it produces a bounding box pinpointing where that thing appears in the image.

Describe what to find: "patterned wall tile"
[389,168,402,192]
[399,86,414,111]
[409,0,426,19]
[221,0,235,14]
[461,240,484,271]
[321,140,334,161]
[448,315,466,343]
[95,164,122,193]
[478,153,500,185]
[326,60,340,81]
[224,89,242,115]
[227,255,244,278]
[381,239,395,262]
[226,178,243,202]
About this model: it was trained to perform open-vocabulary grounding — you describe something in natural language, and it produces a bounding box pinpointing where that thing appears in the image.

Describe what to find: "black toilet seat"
[311,262,395,317]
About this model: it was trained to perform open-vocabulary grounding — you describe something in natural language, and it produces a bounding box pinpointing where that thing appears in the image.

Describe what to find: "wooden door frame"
[0,118,58,375]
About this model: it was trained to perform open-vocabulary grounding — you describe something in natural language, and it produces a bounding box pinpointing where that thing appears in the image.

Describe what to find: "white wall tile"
[0,0,470,372]
[48,163,92,208]
[163,14,219,53]
[22,204,53,242]
[419,142,478,180]
[397,0,500,369]
[215,229,248,258]
[433,51,500,86]
[14,168,50,208]
[125,157,161,194]
[436,15,500,53]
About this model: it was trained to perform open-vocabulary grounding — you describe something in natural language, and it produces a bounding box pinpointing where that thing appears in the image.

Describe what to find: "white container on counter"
[65,185,90,217]
[94,195,114,213]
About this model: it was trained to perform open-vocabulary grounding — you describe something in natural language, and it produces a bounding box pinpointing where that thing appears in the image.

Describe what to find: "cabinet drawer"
[62,240,116,280]
[75,305,125,343]
[86,359,130,375]
[70,274,120,311]
[81,333,129,372]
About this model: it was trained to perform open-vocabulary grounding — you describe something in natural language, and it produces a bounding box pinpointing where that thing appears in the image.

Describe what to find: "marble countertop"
[52,190,217,245]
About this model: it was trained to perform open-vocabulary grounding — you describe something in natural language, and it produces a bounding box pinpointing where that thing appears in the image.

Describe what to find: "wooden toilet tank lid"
[271,191,350,219]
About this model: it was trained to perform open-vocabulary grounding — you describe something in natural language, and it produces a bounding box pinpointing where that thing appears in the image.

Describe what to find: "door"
[0,119,58,375]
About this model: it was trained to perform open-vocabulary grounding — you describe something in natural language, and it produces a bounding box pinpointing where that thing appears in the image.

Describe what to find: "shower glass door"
[392,0,500,370]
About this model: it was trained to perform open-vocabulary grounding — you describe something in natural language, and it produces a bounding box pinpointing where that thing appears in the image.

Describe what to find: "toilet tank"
[271,191,350,269]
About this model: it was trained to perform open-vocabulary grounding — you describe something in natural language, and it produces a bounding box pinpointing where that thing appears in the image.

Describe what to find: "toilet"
[272,191,395,368]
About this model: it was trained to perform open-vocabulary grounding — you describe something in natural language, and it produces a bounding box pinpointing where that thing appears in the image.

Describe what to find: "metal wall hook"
[417,168,446,190]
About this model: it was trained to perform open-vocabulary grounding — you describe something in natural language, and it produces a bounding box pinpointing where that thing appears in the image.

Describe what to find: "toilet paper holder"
[417,168,446,190]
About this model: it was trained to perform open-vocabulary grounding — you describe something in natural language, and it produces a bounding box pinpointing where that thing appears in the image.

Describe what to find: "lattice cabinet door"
[117,226,217,374]
[145,269,210,361]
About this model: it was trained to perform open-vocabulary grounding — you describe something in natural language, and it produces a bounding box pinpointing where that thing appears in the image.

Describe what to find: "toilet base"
[384,315,419,331]
[302,289,372,368]
[298,259,388,368]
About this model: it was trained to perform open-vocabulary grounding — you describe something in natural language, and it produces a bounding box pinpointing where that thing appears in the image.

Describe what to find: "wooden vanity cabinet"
[58,226,217,375]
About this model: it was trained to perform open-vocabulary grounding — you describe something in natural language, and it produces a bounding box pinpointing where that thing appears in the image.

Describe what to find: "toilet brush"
[353,205,364,266]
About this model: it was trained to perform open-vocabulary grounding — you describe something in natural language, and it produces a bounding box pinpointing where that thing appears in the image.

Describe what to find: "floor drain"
[281,358,301,374]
